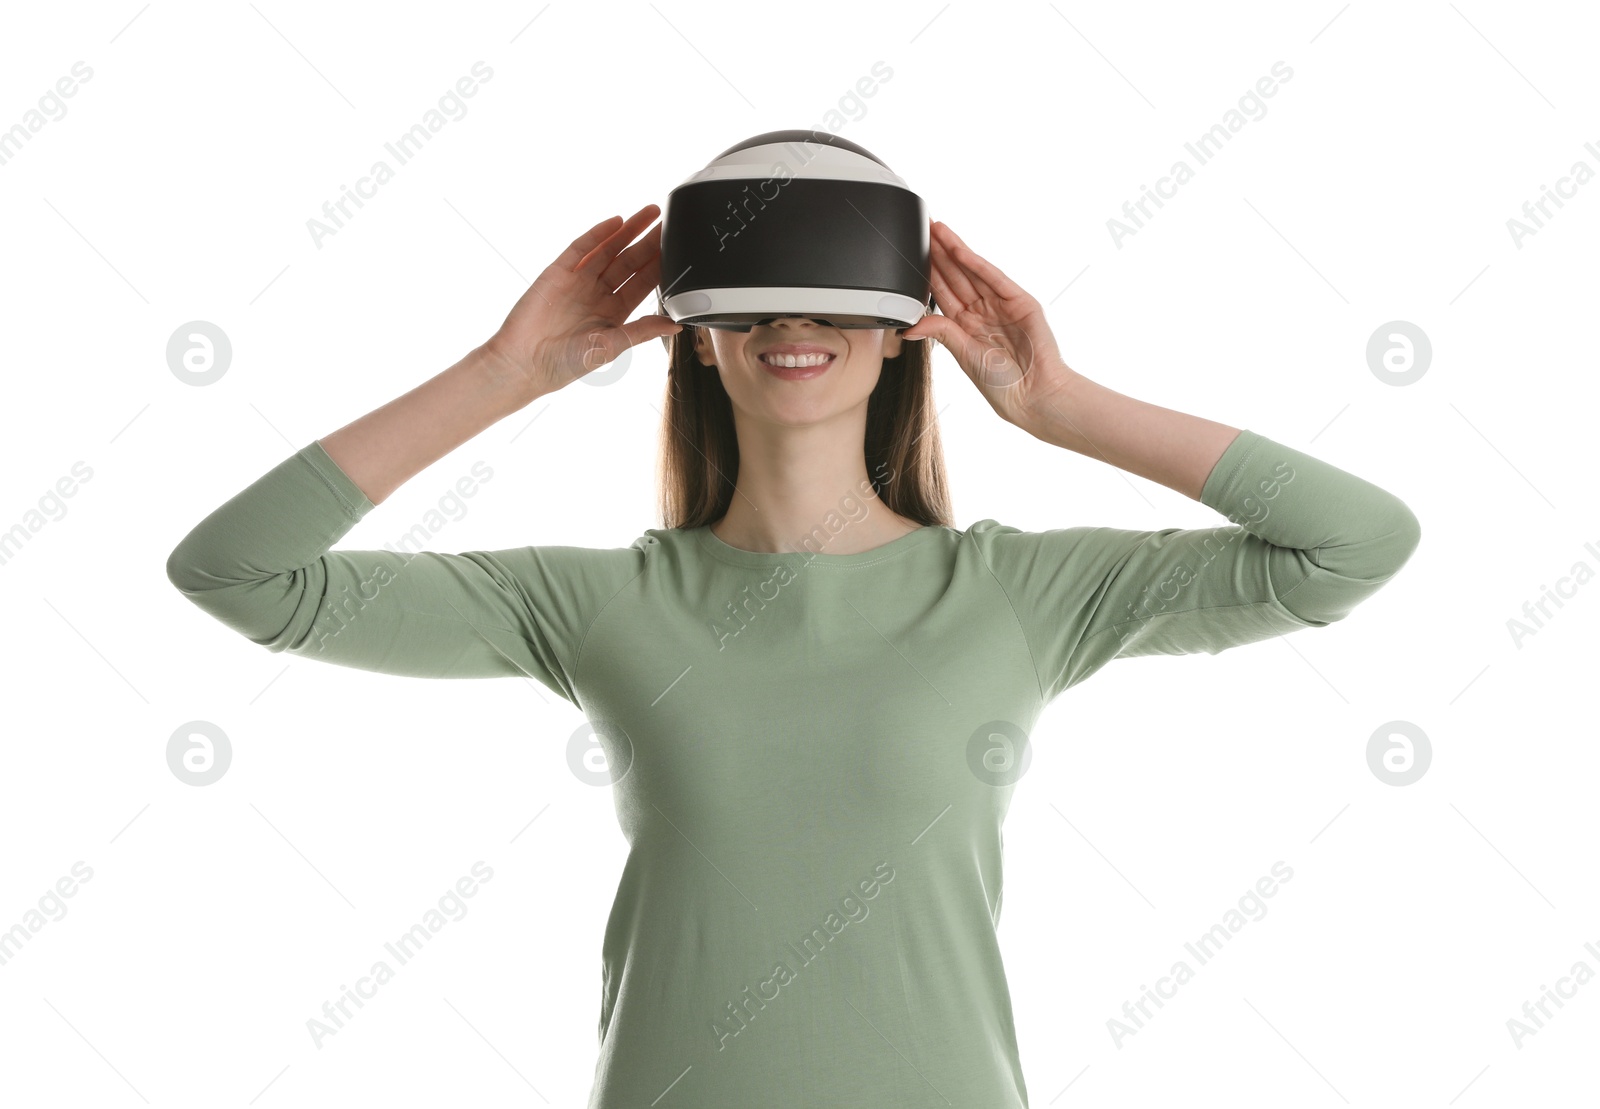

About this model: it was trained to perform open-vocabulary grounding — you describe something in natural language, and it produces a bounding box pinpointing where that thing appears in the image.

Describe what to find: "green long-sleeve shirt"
[166,428,1420,1108]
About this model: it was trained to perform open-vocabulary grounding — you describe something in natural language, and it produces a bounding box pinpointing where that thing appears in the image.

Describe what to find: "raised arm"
[316,205,680,505]
[165,206,683,701]
[902,220,1421,704]
[973,413,1421,702]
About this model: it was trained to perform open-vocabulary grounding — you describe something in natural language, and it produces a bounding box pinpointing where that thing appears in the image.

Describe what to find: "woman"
[167,203,1421,1107]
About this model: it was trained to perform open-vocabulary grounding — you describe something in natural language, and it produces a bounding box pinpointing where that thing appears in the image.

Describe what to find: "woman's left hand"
[900,220,1078,433]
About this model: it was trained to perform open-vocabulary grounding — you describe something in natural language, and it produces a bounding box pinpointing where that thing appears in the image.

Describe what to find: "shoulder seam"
[966,525,1048,707]
[570,542,652,691]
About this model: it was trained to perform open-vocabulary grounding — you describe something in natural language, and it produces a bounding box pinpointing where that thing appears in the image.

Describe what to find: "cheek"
[841,352,886,392]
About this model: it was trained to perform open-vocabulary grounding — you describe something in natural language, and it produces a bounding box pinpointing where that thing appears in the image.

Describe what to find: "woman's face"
[692,317,905,427]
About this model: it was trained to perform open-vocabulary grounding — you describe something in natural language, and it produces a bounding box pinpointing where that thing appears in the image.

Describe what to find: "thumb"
[904,312,979,366]
[619,313,684,352]
[563,317,679,378]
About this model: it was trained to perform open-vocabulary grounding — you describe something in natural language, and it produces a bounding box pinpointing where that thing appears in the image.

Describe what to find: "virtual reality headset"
[656,130,935,337]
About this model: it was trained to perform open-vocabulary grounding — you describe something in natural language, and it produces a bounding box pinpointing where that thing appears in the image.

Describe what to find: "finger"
[926,233,969,319]
[611,247,664,313]
[935,226,998,306]
[938,222,1028,303]
[938,235,1027,320]
[930,225,980,312]
[600,220,661,293]
[576,204,661,274]
[903,309,983,370]
[555,213,627,271]
[920,217,964,314]
[616,313,683,352]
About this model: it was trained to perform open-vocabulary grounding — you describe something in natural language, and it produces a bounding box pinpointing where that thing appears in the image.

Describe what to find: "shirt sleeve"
[971,428,1422,703]
[164,439,646,705]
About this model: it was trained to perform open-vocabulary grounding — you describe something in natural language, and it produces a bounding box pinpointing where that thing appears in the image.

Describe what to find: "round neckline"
[694,521,942,567]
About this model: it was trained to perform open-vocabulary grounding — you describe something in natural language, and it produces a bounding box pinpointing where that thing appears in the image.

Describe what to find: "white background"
[1,1,1595,1106]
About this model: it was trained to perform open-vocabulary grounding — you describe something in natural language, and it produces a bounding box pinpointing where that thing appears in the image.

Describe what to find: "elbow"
[1382,499,1423,576]
[166,539,204,595]
[164,539,310,650]
[166,543,190,593]
[1279,500,1422,626]
[165,534,235,600]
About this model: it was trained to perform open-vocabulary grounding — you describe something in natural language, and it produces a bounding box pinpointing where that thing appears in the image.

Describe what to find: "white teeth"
[760,352,833,368]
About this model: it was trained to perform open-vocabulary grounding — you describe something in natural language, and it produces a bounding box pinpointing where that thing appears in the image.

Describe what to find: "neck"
[709,408,915,555]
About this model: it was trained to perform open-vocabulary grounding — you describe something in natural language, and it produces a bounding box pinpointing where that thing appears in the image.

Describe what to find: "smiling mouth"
[757,352,837,368]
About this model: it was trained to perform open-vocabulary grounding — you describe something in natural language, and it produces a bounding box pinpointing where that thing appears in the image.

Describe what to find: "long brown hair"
[654,321,953,531]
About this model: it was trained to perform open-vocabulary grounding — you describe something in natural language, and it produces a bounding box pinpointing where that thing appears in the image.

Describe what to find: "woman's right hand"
[483,204,683,397]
